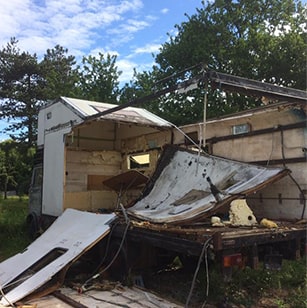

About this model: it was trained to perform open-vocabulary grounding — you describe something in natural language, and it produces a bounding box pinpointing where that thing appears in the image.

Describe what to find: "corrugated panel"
[128,145,289,224]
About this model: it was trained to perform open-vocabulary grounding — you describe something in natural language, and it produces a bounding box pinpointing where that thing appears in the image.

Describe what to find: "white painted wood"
[0,209,115,306]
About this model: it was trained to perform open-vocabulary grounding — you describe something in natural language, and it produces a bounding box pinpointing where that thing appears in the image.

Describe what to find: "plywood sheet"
[64,191,117,211]
[0,209,116,306]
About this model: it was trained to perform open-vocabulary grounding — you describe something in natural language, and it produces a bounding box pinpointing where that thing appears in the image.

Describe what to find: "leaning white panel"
[128,146,288,224]
[0,208,116,306]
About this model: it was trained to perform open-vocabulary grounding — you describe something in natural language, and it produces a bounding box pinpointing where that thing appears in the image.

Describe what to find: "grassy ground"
[0,196,31,261]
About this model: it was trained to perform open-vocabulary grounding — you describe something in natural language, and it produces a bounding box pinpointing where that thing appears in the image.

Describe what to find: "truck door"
[28,164,43,217]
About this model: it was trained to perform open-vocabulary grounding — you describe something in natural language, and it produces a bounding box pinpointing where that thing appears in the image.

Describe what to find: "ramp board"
[0,208,116,306]
[128,145,289,224]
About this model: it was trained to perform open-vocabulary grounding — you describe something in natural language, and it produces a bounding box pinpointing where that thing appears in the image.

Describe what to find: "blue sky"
[0,0,202,140]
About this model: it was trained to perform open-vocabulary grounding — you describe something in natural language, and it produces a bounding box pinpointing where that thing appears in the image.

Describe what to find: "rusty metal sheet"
[0,209,116,306]
[128,145,289,224]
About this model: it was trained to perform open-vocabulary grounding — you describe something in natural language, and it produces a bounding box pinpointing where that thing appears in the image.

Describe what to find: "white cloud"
[89,47,120,58]
[133,43,161,55]
[116,59,137,84]
[161,8,169,14]
[116,57,154,85]
[0,0,146,56]
[0,0,166,85]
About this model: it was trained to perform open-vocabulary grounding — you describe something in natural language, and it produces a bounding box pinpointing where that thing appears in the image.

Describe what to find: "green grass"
[199,258,307,307]
[0,196,32,261]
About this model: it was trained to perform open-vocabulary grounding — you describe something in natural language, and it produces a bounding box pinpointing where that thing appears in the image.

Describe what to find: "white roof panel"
[61,97,171,128]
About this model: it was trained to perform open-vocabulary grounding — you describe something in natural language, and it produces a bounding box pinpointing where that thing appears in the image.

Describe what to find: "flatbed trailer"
[111,218,306,275]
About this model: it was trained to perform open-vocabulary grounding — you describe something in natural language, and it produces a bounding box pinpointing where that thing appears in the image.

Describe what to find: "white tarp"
[0,209,115,306]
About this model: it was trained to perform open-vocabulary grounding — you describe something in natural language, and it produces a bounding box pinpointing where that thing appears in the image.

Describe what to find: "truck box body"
[31,97,172,218]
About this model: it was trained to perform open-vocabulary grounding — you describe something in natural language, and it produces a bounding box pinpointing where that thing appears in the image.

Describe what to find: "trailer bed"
[113,219,306,268]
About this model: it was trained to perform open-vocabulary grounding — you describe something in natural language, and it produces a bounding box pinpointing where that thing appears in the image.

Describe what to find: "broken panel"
[128,145,289,224]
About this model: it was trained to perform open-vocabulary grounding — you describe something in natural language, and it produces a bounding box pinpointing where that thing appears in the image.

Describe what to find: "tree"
[0,38,45,146]
[78,53,122,103]
[0,140,35,197]
[143,0,307,124]
[0,39,81,145]
[0,141,18,198]
[40,45,79,100]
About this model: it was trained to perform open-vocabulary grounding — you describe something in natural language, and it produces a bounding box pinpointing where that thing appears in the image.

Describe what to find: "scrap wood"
[52,290,87,308]
[130,219,217,235]
[71,280,123,293]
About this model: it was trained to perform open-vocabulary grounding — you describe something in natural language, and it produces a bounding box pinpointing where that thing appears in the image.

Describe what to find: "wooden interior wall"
[64,149,121,211]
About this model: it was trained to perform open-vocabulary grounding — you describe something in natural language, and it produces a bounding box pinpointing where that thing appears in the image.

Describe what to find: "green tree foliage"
[120,67,161,111]
[78,53,122,103]
[40,45,79,100]
[0,38,45,146]
[0,39,80,145]
[0,140,36,197]
[127,0,306,125]
[157,0,306,84]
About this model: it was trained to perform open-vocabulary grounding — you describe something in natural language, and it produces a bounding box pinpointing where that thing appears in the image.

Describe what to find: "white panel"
[42,128,70,216]
[128,146,287,224]
[37,101,82,146]
[0,209,116,306]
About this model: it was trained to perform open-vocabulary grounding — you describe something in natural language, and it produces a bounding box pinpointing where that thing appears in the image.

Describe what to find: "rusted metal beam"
[84,68,307,122]
[206,121,306,144]
[207,70,307,103]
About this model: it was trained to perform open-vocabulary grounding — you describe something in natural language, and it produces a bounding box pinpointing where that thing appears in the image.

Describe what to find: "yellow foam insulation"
[260,218,278,228]
[229,199,258,226]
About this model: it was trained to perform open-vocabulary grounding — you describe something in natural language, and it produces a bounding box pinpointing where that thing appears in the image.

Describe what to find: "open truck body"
[29,97,173,221]
[23,72,306,302]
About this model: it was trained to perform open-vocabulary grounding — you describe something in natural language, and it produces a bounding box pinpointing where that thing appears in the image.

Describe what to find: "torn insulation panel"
[229,199,257,226]
[128,145,289,224]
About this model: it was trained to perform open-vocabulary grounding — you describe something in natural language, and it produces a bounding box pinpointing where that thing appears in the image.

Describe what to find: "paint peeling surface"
[0,209,115,306]
[128,146,289,224]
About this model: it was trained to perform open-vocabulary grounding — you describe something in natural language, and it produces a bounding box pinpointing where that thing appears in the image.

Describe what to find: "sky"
[0,0,203,141]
